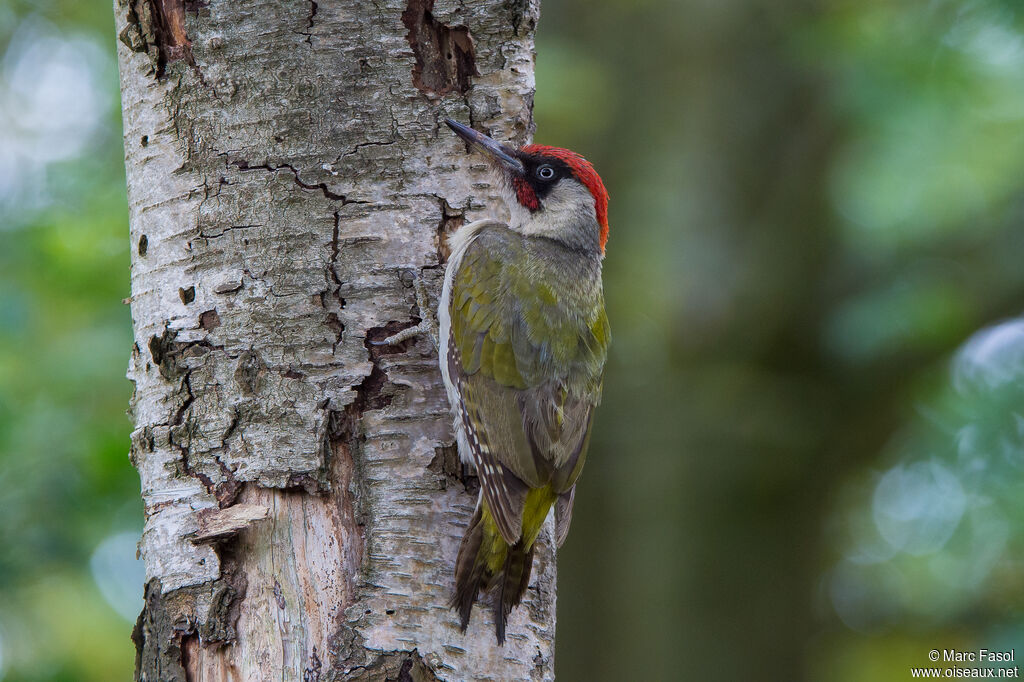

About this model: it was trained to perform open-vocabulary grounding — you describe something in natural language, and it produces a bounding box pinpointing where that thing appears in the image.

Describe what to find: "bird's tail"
[494,536,534,644]
[452,504,489,630]
[452,493,552,644]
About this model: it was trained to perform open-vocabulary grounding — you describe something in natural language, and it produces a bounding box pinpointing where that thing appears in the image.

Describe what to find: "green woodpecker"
[439,119,610,643]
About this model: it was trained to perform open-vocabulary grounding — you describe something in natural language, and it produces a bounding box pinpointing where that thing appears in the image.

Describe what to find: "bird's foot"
[371,274,439,350]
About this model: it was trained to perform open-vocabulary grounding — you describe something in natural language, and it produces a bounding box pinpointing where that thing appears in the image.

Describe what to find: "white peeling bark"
[116,0,552,679]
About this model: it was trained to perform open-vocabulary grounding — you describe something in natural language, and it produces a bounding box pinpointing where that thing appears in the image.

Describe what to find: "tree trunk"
[115,1,551,679]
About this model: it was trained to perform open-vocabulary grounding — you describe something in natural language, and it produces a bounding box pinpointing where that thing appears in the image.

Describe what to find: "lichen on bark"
[117,0,552,679]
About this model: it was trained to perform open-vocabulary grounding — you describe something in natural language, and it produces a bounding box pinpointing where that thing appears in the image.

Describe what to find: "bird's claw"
[375,275,439,350]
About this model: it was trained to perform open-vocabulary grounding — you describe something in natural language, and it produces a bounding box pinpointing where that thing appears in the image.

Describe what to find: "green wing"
[448,225,609,545]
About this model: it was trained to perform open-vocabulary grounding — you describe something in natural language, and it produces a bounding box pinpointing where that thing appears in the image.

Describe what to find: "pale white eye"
[536,164,555,180]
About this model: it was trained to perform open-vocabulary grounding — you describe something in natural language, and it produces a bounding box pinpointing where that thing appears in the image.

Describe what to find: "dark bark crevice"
[402,0,479,96]
[223,156,369,205]
[119,0,199,78]
[133,568,247,682]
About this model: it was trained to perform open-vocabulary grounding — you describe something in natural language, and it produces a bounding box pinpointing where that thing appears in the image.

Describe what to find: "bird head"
[445,119,609,256]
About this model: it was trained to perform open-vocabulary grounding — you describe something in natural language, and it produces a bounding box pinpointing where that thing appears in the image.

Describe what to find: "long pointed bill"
[445,119,525,175]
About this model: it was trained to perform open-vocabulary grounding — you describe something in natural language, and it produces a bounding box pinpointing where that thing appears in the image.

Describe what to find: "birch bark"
[115,0,552,679]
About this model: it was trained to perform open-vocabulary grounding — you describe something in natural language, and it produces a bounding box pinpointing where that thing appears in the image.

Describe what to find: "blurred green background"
[1,0,1023,679]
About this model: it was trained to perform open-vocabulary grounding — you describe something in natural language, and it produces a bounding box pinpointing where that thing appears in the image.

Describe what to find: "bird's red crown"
[522,144,610,253]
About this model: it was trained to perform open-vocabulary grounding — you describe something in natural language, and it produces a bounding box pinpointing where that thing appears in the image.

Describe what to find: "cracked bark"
[115,0,550,680]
